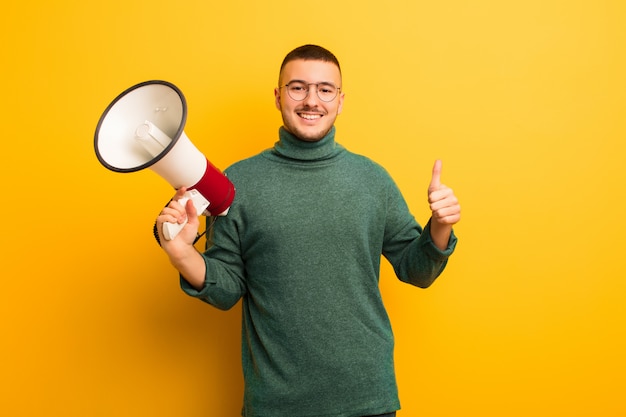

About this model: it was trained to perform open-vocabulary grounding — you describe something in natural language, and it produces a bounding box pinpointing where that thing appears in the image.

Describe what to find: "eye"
[319,84,335,94]
[289,82,307,91]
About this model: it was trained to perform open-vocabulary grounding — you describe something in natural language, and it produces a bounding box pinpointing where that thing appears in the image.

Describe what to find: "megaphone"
[94,80,235,240]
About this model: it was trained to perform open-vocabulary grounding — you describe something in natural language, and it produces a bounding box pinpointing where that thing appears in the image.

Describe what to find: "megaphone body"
[94,80,235,240]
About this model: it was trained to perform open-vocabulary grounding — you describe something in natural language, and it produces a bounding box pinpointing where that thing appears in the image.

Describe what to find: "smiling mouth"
[298,113,323,120]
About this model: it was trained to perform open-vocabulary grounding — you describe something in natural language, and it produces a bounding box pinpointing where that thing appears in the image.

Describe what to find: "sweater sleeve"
[381,181,458,288]
[179,216,247,310]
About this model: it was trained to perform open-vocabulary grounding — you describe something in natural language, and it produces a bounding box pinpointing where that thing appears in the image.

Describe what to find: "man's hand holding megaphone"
[157,187,200,246]
[156,187,208,290]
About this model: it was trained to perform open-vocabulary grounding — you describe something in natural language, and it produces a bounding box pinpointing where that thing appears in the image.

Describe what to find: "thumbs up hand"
[427,160,461,249]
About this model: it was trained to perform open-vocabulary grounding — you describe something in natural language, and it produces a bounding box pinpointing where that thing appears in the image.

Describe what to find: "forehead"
[280,59,342,85]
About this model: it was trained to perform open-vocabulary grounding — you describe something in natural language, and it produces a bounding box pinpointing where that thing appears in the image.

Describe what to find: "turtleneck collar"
[272,126,344,162]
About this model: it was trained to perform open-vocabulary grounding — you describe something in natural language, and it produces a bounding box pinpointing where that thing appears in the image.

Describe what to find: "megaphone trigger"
[162,189,210,241]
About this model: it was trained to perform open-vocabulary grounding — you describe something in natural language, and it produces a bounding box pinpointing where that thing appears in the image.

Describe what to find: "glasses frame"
[279,81,342,102]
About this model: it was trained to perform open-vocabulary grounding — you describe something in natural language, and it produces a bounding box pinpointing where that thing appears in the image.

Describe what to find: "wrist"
[429,220,452,251]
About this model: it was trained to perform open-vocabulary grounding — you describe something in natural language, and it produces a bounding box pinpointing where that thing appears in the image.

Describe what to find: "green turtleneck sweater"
[181,126,457,417]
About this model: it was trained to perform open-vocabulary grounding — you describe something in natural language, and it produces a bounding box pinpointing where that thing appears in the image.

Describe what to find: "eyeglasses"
[280,81,341,102]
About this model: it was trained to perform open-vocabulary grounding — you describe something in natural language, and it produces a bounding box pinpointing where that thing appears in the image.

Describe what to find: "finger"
[431,198,461,216]
[434,214,461,226]
[174,186,187,200]
[159,207,183,225]
[184,198,198,219]
[429,160,442,191]
[434,210,461,225]
[172,187,187,205]
[157,213,179,226]
[430,192,461,223]
[431,203,461,224]
[428,184,452,204]
[430,197,458,215]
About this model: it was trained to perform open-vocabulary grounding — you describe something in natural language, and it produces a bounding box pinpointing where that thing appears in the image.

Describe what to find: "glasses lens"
[316,83,338,102]
[286,82,308,101]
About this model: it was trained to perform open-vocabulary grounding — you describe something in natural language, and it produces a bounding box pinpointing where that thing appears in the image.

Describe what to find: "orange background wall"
[2,1,625,416]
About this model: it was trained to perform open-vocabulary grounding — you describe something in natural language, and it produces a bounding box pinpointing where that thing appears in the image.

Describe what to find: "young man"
[156,44,460,417]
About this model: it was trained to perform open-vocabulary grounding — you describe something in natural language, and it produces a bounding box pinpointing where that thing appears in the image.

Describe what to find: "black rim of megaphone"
[94,80,187,173]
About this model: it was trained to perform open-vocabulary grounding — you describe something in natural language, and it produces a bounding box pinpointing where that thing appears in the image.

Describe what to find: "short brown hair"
[279,44,341,85]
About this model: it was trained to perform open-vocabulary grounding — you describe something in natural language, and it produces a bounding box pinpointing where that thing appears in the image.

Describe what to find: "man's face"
[274,59,344,142]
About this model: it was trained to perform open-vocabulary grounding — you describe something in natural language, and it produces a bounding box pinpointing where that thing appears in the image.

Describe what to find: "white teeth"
[299,113,321,120]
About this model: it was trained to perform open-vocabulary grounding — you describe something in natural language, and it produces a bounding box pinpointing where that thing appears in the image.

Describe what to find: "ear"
[274,88,282,111]
[337,91,345,115]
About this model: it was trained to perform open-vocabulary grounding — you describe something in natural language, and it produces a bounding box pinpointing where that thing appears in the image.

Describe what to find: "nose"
[303,84,321,106]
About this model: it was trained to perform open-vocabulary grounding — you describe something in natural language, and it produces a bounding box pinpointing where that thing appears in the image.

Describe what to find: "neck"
[273,126,342,161]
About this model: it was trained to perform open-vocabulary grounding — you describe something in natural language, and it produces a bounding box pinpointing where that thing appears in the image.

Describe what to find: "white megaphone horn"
[94,80,235,240]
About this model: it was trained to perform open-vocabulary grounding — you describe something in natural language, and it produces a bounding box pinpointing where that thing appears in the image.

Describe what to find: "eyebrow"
[285,79,338,87]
